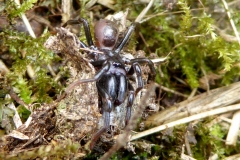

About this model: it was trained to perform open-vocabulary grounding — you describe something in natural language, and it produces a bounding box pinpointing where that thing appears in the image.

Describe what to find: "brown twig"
[138,32,152,54]
[9,88,30,110]
[158,84,189,98]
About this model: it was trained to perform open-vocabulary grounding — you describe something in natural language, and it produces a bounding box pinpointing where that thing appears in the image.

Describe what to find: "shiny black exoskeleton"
[62,18,156,149]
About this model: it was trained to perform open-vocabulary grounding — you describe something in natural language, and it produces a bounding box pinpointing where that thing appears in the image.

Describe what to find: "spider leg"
[130,58,156,83]
[90,111,110,150]
[62,18,94,46]
[125,83,135,125]
[115,74,128,105]
[127,62,144,95]
[114,23,137,54]
[56,61,110,102]
[90,77,115,150]
[66,61,110,93]
[62,18,100,60]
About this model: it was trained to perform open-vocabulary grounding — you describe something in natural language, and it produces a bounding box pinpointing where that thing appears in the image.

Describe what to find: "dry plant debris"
[1,0,240,159]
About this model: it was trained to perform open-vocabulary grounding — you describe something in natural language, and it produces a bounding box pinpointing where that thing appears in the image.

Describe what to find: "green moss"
[1,0,240,159]
[136,0,240,89]
[6,0,38,19]
[1,30,60,104]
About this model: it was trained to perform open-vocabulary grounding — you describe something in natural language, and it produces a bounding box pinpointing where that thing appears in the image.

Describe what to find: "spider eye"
[94,19,119,50]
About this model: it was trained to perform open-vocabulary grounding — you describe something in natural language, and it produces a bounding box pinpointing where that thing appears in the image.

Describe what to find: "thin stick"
[200,67,210,94]
[221,0,240,45]
[130,103,240,141]
[225,110,240,146]
[139,32,152,54]
[159,85,189,98]
[135,0,155,23]
[14,0,36,38]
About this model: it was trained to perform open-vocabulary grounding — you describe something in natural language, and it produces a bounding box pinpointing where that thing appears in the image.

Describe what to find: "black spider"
[62,18,156,149]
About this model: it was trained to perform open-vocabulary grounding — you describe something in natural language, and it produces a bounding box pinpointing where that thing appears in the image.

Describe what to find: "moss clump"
[1,30,61,104]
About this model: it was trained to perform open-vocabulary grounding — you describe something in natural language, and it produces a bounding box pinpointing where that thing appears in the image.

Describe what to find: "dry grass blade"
[225,153,240,160]
[130,103,240,141]
[225,110,240,146]
[146,81,240,126]
[135,0,155,23]
[14,0,36,38]
[221,0,240,45]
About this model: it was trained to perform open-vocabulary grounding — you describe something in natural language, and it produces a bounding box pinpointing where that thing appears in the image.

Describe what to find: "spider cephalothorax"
[94,19,119,50]
[62,18,156,150]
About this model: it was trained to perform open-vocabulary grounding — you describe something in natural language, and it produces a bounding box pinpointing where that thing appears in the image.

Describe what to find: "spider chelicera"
[61,18,156,149]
